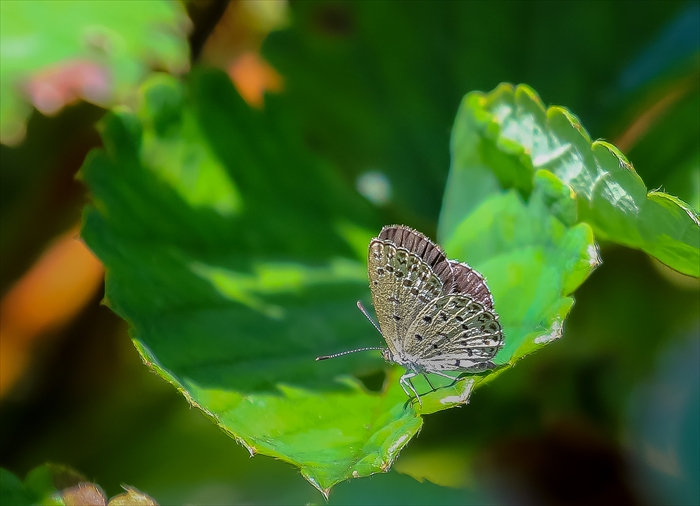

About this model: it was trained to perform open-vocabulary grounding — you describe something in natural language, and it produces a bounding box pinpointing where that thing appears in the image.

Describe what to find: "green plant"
[2,2,697,503]
[78,71,698,496]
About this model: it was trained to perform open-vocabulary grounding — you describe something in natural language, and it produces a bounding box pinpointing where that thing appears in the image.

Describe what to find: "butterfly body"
[317,224,503,407]
[367,225,503,404]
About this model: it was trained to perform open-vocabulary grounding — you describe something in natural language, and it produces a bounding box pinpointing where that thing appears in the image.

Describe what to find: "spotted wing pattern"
[403,293,503,371]
[368,225,452,356]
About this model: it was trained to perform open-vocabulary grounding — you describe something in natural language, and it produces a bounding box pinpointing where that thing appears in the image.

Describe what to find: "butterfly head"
[381,348,420,373]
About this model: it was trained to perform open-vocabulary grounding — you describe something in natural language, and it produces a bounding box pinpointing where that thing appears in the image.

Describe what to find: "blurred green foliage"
[0,0,189,144]
[0,0,189,294]
[1,463,157,505]
[1,1,698,504]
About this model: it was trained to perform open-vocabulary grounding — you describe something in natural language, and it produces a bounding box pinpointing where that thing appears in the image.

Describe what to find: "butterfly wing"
[449,261,494,310]
[368,225,453,355]
[403,294,503,371]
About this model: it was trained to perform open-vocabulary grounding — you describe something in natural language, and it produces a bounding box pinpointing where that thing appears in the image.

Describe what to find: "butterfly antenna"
[316,347,384,361]
[356,300,382,335]
[315,301,385,361]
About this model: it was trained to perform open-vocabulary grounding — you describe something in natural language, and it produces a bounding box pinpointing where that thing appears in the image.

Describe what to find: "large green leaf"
[0,0,189,145]
[440,84,699,277]
[80,70,598,495]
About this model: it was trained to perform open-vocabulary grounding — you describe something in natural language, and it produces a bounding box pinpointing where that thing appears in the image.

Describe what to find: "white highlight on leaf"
[387,432,411,459]
[535,319,563,344]
[440,378,475,405]
[533,143,572,168]
[588,243,602,267]
[598,174,639,214]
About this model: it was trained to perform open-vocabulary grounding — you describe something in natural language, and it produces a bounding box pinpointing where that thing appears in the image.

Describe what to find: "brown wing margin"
[449,261,494,310]
[377,225,454,291]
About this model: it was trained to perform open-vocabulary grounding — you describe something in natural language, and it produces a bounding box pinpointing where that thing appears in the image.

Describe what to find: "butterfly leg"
[399,372,422,408]
[428,371,459,386]
[422,373,436,392]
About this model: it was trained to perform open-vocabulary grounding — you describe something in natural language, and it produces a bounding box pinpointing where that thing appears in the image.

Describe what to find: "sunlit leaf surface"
[440,84,699,277]
[79,71,605,494]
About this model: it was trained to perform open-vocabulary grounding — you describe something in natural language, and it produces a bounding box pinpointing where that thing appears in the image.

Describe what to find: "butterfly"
[317,225,504,406]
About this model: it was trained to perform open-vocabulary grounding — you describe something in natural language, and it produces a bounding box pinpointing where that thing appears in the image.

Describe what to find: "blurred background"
[0,1,698,504]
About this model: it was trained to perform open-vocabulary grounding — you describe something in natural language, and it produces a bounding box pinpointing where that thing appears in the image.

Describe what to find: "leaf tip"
[548,106,591,144]
[515,83,543,108]
[593,140,635,172]
[587,243,602,269]
[236,437,257,457]
[439,378,475,406]
[533,318,564,344]
[302,472,330,500]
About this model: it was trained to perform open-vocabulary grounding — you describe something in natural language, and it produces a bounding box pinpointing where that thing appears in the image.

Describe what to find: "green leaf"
[0,0,189,145]
[440,83,700,277]
[22,467,63,505]
[80,71,599,495]
[1,463,93,506]
[81,70,417,496]
[0,469,32,506]
[23,463,90,506]
[444,173,598,367]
